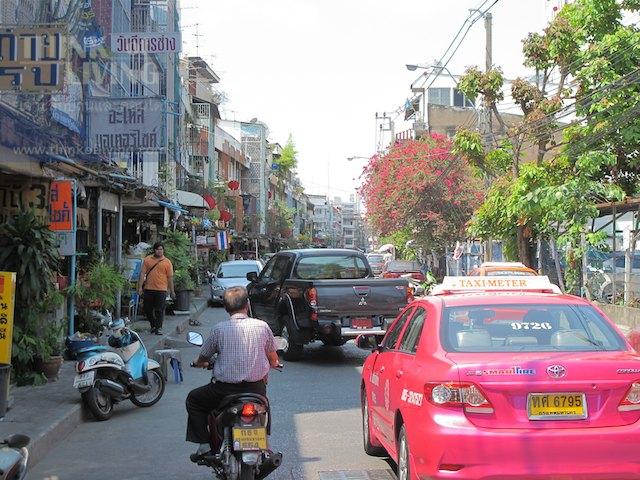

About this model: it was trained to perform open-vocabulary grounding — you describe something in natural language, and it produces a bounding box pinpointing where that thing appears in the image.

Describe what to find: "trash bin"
[0,364,12,418]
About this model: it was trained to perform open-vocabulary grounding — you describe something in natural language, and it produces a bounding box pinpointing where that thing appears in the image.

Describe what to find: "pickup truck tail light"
[619,382,640,411]
[305,287,318,321]
[406,286,414,303]
[425,382,494,414]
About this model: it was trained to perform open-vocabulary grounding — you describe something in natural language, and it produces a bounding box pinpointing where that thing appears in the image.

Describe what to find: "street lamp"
[346,156,370,162]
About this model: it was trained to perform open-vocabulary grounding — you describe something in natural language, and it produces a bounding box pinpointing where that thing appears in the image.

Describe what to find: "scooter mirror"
[187,331,204,347]
[5,434,30,449]
[274,336,288,352]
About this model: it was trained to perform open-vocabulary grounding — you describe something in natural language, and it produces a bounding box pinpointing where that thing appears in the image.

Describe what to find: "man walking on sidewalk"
[138,242,175,335]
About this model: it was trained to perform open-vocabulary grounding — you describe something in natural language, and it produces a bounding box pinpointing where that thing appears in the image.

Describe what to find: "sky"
[180,0,559,199]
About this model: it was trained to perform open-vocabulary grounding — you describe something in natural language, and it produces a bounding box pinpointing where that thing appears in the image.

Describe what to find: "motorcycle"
[72,312,165,421]
[0,434,29,480]
[187,331,285,480]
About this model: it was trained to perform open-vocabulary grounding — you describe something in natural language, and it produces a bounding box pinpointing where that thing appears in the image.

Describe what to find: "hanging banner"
[86,97,165,153]
[0,25,67,93]
[0,272,16,364]
[49,180,73,231]
[111,32,181,54]
[217,231,228,250]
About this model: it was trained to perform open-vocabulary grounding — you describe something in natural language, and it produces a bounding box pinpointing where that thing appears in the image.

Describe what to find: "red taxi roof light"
[425,382,494,414]
[619,383,640,411]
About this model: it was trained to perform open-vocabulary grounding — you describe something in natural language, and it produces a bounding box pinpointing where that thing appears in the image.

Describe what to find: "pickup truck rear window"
[294,255,369,280]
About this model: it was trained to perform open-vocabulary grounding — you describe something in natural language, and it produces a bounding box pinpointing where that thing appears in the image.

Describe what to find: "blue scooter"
[72,313,165,421]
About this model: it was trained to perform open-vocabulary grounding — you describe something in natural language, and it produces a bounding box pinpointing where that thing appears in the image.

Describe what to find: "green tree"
[454,0,638,285]
[277,135,298,174]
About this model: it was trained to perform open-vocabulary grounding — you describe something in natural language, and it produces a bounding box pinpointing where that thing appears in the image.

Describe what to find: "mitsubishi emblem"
[546,365,566,379]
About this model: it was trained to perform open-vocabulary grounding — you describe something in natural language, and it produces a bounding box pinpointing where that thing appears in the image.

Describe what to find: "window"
[440,304,626,353]
[428,88,451,106]
[218,263,261,278]
[293,255,369,280]
[399,308,427,353]
[260,255,290,282]
[383,308,414,350]
[453,88,475,108]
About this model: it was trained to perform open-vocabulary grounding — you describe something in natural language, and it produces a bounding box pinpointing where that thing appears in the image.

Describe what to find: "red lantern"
[228,180,240,191]
[220,210,233,222]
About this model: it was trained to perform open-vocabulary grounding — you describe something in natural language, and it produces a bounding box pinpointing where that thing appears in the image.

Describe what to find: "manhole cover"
[318,470,396,480]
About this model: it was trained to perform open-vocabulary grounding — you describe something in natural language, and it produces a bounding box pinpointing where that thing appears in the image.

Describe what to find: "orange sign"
[49,180,73,231]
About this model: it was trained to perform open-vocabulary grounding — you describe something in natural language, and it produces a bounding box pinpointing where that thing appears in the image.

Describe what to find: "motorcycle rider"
[186,286,281,459]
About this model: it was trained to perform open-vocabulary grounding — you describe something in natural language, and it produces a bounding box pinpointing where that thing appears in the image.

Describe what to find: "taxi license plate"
[232,427,267,451]
[352,318,372,329]
[527,393,587,420]
[73,371,95,389]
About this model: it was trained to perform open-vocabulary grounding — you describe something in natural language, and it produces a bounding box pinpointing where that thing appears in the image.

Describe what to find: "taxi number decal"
[510,322,553,330]
[400,389,423,406]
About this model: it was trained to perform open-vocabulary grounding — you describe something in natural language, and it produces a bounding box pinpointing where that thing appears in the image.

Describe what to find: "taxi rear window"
[440,304,625,352]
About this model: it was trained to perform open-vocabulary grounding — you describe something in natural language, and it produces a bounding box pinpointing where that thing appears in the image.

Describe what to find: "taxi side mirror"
[356,334,379,351]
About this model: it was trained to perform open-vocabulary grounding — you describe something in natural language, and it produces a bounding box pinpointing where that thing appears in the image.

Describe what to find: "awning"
[176,190,210,209]
[157,200,188,214]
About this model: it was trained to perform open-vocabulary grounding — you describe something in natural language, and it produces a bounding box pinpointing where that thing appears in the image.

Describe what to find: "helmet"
[110,318,126,338]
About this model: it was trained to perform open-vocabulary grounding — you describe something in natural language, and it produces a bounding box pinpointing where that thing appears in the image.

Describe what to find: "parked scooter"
[73,312,165,421]
[0,434,29,480]
[187,331,284,480]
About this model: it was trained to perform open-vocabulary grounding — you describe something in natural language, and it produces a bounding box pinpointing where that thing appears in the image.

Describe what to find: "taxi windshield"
[440,304,625,353]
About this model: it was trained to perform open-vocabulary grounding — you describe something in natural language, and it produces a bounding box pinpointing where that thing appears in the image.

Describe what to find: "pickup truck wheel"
[280,316,303,361]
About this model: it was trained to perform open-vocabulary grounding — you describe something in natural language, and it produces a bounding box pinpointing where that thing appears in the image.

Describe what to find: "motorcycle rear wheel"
[130,369,165,407]
[82,386,113,421]
[240,463,256,480]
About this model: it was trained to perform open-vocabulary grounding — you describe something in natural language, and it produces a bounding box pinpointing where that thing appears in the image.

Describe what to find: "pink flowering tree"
[360,134,483,252]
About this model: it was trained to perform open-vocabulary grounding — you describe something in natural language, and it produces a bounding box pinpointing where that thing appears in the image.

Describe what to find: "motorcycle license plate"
[73,371,95,389]
[232,427,267,451]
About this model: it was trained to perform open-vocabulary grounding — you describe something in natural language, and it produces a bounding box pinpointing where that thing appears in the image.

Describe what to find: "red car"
[382,260,425,281]
[359,276,640,479]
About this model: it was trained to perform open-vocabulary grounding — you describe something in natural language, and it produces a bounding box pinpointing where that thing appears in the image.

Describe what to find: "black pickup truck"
[246,249,411,360]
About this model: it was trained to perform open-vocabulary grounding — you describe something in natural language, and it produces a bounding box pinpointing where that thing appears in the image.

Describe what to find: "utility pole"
[483,12,494,262]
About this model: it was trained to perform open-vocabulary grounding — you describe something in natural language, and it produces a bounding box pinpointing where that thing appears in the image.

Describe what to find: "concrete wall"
[597,302,640,333]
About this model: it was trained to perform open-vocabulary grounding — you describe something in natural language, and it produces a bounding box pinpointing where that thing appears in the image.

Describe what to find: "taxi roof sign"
[431,276,562,296]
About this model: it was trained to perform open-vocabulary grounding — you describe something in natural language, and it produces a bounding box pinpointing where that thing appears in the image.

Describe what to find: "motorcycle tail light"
[241,403,258,418]
[425,382,494,413]
[619,382,640,411]
[76,361,85,373]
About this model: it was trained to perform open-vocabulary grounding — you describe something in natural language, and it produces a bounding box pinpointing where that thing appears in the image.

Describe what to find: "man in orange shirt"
[137,242,175,335]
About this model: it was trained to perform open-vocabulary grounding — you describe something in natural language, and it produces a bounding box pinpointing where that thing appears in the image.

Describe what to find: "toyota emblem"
[547,365,567,379]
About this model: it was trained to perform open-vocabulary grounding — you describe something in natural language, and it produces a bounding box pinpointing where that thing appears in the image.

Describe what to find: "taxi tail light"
[305,287,318,321]
[619,382,640,411]
[425,382,494,414]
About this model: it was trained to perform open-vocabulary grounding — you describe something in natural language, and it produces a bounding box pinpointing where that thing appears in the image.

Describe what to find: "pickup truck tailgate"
[308,278,408,318]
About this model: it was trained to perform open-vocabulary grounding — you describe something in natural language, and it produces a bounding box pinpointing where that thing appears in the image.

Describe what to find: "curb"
[26,298,208,471]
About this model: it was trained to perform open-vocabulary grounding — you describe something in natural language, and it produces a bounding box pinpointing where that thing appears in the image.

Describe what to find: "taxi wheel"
[361,389,386,457]
[397,425,411,480]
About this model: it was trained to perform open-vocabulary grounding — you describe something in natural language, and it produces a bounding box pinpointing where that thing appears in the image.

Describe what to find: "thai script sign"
[0,26,66,92]
[0,179,49,225]
[0,272,16,365]
[111,32,180,54]
[87,97,165,153]
[49,180,73,231]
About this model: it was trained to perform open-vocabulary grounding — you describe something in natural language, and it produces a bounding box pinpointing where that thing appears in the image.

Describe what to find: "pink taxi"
[358,276,640,479]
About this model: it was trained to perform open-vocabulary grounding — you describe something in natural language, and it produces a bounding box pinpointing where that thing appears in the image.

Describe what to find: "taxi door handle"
[395,370,404,378]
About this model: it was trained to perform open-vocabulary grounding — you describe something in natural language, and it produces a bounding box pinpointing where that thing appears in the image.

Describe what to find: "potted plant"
[162,231,197,311]
[0,211,61,386]
[173,269,195,311]
[75,261,127,335]
[36,319,65,381]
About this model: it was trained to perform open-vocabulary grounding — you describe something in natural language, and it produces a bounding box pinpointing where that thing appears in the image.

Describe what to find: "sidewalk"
[0,295,208,470]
